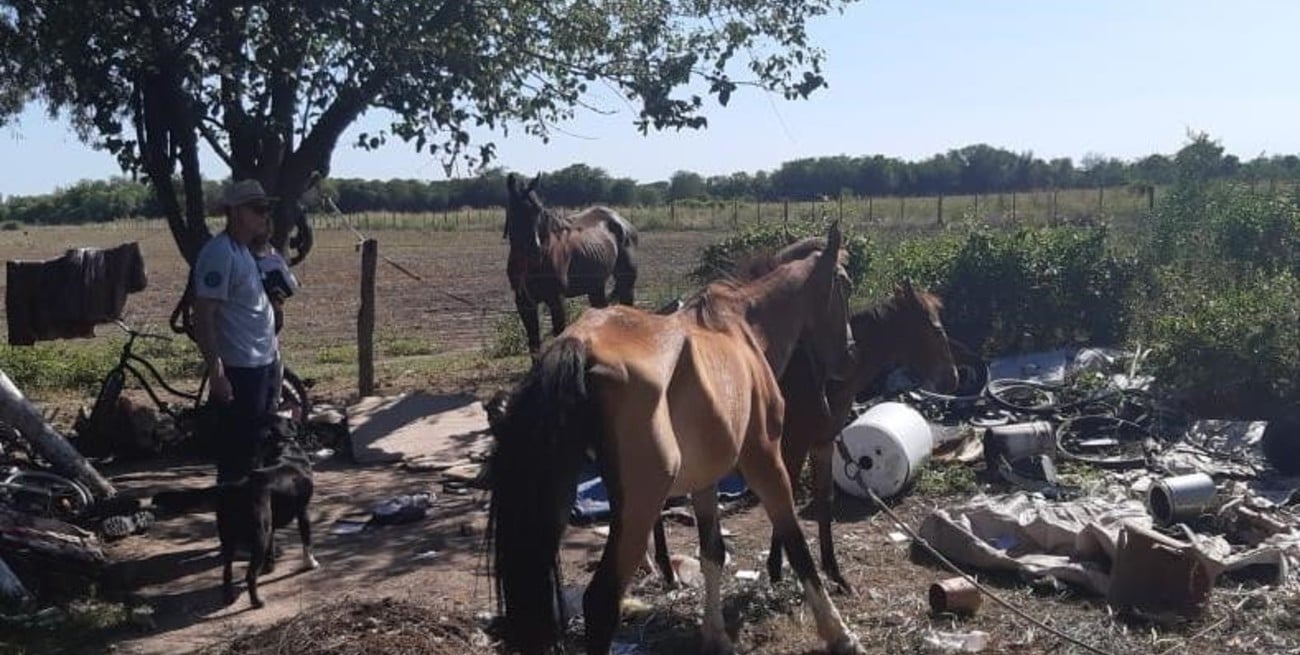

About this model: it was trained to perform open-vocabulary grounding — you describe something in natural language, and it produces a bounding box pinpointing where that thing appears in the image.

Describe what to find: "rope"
[834,438,1118,655]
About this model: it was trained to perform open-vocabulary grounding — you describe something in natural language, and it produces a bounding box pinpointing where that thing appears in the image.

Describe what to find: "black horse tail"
[488,336,600,654]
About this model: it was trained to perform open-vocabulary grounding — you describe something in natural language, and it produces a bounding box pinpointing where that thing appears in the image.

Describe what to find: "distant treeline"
[5,143,1300,224]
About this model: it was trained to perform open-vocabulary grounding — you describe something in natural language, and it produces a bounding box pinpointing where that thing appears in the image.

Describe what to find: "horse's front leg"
[546,297,567,337]
[515,293,543,354]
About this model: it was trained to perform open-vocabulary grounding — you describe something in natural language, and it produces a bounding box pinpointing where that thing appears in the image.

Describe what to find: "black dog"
[216,417,319,608]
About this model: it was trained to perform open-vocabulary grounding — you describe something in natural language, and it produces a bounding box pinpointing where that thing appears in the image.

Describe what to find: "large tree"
[0,0,855,266]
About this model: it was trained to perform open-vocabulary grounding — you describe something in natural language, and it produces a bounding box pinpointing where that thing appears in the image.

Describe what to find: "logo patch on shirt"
[203,271,223,288]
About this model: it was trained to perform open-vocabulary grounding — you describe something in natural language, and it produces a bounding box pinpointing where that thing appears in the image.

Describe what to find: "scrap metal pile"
[840,346,1300,618]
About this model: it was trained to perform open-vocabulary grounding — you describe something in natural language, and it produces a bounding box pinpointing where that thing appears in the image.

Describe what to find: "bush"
[1140,271,1300,415]
[866,225,1140,356]
[690,218,871,290]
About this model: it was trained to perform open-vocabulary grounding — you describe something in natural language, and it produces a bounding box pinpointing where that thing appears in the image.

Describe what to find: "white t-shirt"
[193,233,277,368]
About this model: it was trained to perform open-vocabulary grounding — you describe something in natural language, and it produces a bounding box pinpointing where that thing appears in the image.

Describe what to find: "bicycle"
[77,320,312,458]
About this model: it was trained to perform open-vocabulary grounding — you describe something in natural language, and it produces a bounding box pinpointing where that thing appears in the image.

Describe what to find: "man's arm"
[192,297,231,402]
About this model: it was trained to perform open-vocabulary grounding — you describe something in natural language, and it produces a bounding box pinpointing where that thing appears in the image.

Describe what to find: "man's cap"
[221,179,277,208]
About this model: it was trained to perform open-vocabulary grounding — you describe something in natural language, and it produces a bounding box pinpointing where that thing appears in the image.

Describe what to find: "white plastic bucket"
[832,402,934,499]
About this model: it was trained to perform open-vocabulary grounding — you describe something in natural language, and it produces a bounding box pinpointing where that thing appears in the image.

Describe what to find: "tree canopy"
[0,0,853,264]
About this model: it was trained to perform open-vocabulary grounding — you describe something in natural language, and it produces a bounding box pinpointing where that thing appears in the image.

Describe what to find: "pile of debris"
[849,345,1300,619]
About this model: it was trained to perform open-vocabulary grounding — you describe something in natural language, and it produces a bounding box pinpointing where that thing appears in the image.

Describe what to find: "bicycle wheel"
[2,469,94,519]
[277,366,312,424]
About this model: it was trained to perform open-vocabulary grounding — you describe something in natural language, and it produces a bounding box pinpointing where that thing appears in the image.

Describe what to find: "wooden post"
[867,196,873,223]
[1011,192,1017,221]
[899,196,905,223]
[937,194,944,226]
[838,194,845,223]
[1098,186,1104,213]
[358,239,377,397]
[0,371,115,499]
[783,199,789,229]
[1148,185,1156,210]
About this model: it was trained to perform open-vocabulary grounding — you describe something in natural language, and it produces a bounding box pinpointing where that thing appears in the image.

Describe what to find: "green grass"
[913,460,979,496]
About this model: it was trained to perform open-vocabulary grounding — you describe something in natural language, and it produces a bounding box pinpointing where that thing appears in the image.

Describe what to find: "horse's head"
[504,173,544,255]
[886,280,959,393]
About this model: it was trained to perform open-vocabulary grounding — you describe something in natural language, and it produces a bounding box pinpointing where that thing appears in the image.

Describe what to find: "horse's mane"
[683,236,830,331]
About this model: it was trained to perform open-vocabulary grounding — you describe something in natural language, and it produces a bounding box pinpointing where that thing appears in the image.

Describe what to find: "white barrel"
[832,402,934,499]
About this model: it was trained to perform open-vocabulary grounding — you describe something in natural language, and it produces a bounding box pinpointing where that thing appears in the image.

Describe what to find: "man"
[192,179,279,483]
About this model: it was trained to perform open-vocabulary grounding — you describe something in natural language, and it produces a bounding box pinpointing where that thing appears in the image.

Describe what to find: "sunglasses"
[246,203,272,215]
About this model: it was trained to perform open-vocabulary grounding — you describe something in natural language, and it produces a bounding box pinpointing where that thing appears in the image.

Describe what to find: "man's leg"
[221,364,277,478]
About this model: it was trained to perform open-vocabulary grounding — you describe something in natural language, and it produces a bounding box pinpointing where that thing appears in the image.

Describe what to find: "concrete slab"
[346,392,491,465]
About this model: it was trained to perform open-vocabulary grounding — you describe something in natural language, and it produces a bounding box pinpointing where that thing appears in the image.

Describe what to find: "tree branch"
[197,120,234,169]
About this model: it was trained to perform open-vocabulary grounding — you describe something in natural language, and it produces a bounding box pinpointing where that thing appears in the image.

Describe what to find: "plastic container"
[832,402,934,499]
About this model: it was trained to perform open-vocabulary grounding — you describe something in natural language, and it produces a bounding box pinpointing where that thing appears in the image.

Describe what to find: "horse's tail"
[488,336,600,654]
[605,209,638,304]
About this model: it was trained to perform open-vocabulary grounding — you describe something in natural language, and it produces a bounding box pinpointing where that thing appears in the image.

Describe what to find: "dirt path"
[103,457,503,655]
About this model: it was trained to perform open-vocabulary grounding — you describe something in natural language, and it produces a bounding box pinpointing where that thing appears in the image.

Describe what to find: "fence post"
[1098,186,1104,214]
[936,194,944,226]
[1052,189,1058,224]
[1011,192,1017,222]
[358,238,378,397]
[783,199,789,229]
[838,194,845,223]
[867,196,873,223]
[670,200,676,228]
[899,196,905,223]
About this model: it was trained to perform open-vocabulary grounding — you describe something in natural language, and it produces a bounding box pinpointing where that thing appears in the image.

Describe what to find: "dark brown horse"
[648,281,959,595]
[767,281,958,593]
[488,223,865,655]
[504,173,639,354]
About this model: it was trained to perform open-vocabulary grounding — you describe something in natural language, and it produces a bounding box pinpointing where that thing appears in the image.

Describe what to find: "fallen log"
[0,553,31,604]
[0,505,106,568]
[0,370,115,499]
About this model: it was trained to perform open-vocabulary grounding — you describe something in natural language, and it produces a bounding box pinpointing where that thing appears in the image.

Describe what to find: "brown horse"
[488,223,865,655]
[504,173,639,354]
[766,281,958,593]
[648,281,959,595]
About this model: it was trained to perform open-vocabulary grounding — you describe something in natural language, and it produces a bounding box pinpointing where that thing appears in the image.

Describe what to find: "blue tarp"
[571,460,750,523]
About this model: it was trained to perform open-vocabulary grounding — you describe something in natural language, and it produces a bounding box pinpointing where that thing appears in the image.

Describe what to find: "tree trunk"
[0,371,115,499]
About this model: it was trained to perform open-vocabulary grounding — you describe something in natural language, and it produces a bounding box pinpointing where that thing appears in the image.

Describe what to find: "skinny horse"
[648,282,959,595]
[504,173,639,354]
[488,223,865,655]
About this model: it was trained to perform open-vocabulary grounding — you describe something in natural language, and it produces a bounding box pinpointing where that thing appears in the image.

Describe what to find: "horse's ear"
[826,219,843,256]
[506,173,519,196]
[527,173,541,194]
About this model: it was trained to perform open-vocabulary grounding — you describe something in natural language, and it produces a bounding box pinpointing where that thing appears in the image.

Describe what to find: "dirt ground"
[6,224,1300,654]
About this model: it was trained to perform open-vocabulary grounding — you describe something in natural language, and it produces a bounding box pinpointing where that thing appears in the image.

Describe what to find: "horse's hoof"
[303,554,321,571]
[829,633,865,655]
[700,636,736,655]
[830,577,856,597]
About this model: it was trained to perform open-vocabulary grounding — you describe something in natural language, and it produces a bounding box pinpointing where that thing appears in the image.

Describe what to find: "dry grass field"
[2,220,1298,655]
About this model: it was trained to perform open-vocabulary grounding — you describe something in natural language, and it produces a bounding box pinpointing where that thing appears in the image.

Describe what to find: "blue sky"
[3,0,1299,197]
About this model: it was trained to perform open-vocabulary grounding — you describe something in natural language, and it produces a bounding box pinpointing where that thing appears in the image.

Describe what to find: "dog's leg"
[299,506,320,570]
[221,544,237,606]
[262,531,277,574]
